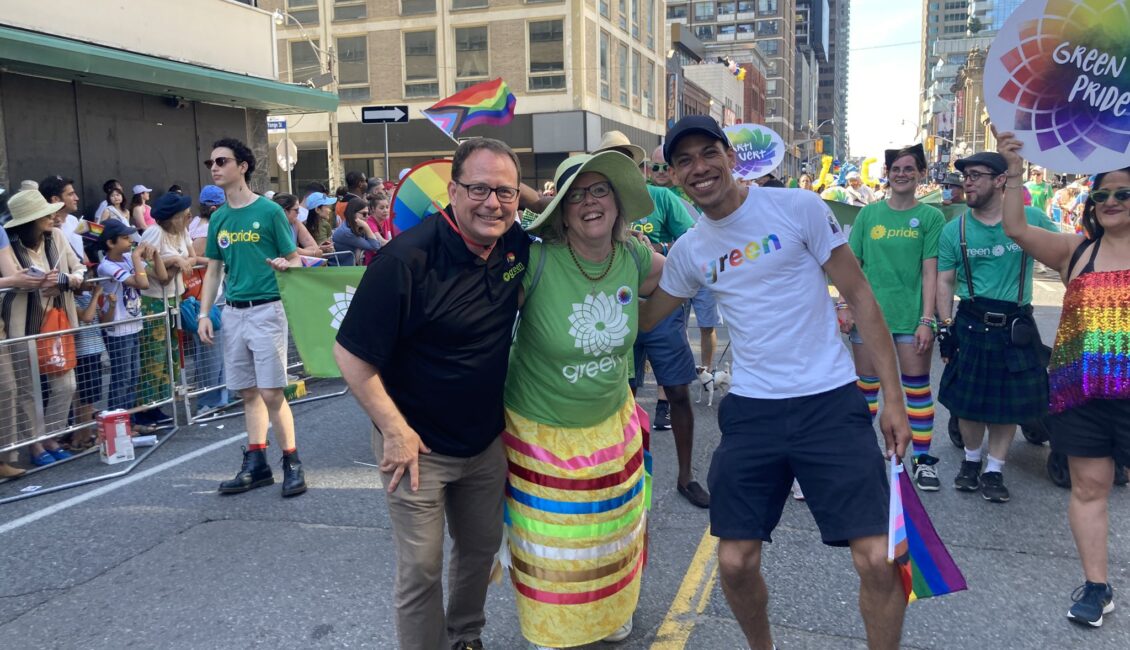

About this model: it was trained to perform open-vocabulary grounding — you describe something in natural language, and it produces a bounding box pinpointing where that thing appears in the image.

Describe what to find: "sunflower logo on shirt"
[568,292,629,356]
[870,224,887,240]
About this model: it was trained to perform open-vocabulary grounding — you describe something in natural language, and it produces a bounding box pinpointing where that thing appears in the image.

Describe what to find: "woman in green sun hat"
[503,152,662,648]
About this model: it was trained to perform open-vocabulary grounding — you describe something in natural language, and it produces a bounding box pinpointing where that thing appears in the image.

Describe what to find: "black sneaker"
[979,471,1010,503]
[953,460,981,492]
[913,454,941,492]
[1068,581,1114,627]
[218,447,274,494]
[653,400,672,431]
[451,640,484,650]
[281,451,307,498]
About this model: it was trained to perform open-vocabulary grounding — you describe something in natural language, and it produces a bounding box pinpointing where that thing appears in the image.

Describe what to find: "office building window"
[455,26,489,90]
[631,50,640,109]
[600,31,611,100]
[719,24,736,35]
[286,0,318,24]
[336,36,369,101]
[644,59,654,117]
[618,42,629,105]
[333,0,366,20]
[667,4,687,19]
[404,31,439,97]
[632,0,640,39]
[401,0,435,15]
[757,0,777,15]
[289,40,321,84]
[529,20,565,91]
[758,38,780,55]
[756,19,779,34]
[600,0,609,17]
[618,0,627,30]
[737,0,754,13]
[454,0,488,7]
[694,24,715,40]
[718,1,736,15]
[645,0,654,49]
[693,1,713,20]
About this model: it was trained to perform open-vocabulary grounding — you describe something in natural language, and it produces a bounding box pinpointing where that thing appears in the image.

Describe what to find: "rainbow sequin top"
[1048,269,1130,414]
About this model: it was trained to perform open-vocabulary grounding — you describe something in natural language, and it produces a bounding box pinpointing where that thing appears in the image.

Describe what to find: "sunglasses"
[650,163,669,173]
[1090,189,1130,204]
[203,157,237,169]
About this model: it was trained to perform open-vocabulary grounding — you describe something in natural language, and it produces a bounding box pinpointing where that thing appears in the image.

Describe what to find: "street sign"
[362,105,409,124]
[276,138,298,172]
[267,117,287,133]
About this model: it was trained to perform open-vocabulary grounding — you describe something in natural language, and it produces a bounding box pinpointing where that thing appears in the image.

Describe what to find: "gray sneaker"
[913,454,941,491]
[979,471,1010,503]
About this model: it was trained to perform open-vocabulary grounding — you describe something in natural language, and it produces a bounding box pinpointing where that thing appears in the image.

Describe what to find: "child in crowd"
[69,281,107,450]
[97,220,163,426]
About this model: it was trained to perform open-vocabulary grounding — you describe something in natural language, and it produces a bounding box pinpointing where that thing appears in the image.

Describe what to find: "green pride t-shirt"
[937,207,1057,304]
[204,196,296,302]
[848,201,945,334]
[505,238,653,428]
[630,185,696,245]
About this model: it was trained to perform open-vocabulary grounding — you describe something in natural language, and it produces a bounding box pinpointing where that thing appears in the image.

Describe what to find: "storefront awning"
[0,25,337,114]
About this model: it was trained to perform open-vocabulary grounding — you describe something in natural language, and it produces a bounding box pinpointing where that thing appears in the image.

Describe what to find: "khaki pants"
[373,428,506,650]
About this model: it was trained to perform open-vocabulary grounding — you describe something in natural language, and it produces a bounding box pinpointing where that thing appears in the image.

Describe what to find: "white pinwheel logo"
[328,285,356,330]
[568,292,630,356]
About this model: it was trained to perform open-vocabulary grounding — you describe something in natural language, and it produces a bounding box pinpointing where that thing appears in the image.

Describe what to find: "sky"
[846,1,924,160]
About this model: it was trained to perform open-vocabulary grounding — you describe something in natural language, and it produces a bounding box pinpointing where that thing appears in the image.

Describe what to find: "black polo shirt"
[336,213,531,457]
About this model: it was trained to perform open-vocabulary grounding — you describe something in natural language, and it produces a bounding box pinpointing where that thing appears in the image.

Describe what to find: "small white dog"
[695,363,732,407]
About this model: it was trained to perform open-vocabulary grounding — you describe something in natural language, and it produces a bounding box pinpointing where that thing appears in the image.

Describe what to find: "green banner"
[276,267,366,378]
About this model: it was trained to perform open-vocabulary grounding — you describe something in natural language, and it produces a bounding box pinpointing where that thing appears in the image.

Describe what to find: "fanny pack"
[958,214,1035,348]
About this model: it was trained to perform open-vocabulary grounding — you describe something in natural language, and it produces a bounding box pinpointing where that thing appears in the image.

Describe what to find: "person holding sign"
[996,130,1130,628]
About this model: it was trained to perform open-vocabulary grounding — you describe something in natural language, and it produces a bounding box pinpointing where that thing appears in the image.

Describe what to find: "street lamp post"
[274,7,340,191]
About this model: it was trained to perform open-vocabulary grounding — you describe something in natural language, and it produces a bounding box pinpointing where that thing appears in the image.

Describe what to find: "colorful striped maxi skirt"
[502,397,652,648]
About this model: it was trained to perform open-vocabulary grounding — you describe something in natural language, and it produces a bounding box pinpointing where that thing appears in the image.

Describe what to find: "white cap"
[132,184,153,195]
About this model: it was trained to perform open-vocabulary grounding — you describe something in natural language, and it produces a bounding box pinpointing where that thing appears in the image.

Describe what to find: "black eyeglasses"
[960,171,1000,183]
[565,181,613,204]
[454,181,519,203]
[650,163,669,173]
[1090,189,1130,204]
[204,157,237,169]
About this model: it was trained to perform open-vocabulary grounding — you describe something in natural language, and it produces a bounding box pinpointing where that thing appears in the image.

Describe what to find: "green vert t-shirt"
[630,185,695,245]
[204,196,296,302]
[505,238,653,428]
[848,201,945,334]
[937,207,1057,304]
[1025,181,1052,212]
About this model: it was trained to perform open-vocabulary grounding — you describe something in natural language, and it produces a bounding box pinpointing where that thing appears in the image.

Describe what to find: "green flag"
[276,267,366,378]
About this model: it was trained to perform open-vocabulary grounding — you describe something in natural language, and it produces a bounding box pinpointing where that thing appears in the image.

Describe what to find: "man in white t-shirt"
[640,116,912,650]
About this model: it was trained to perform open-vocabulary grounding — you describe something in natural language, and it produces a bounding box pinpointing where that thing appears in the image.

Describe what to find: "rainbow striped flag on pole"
[422,78,517,139]
[888,457,967,603]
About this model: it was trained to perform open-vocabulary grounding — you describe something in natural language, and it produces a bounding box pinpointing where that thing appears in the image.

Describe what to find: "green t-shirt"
[204,196,296,302]
[938,207,1057,304]
[630,185,695,245]
[1025,180,1052,212]
[505,238,653,428]
[848,201,945,334]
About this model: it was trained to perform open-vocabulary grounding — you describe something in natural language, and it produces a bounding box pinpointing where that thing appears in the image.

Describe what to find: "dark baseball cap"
[97,218,137,250]
[955,151,1008,175]
[663,115,732,164]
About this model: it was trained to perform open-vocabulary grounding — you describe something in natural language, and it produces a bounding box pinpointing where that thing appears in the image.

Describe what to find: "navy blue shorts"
[75,353,104,406]
[708,382,889,547]
[1047,399,1130,466]
[630,304,697,389]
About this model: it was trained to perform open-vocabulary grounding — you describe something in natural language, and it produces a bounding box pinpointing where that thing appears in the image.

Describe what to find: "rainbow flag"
[422,78,516,138]
[887,457,967,603]
[299,255,327,268]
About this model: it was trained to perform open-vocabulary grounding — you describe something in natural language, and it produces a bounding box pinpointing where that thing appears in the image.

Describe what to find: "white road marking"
[0,432,247,535]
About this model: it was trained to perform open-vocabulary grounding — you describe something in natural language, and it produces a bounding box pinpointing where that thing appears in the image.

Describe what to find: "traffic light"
[815,139,823,154]
[927,135,936,152]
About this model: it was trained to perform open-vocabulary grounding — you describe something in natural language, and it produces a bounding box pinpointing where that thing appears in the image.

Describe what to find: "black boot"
[218,447,274,494]
[281,451,307,497]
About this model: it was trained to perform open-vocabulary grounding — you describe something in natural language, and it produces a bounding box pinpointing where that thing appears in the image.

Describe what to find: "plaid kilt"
[939,304,1049,424]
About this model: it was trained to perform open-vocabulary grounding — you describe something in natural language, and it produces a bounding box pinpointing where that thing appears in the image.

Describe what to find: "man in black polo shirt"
[334,138,530,650]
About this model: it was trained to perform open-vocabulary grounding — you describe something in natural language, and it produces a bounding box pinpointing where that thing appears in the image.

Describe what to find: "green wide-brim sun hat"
[526,152,655,235]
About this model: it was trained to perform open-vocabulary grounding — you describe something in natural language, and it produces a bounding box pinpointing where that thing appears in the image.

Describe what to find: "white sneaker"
[603,617,633,642]
[791,479,805,501]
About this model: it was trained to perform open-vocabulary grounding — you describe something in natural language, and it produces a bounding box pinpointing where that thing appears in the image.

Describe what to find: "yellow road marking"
[651,527,719,649]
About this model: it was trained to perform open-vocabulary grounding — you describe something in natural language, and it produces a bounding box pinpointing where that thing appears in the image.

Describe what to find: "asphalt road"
[1,277,1127,649]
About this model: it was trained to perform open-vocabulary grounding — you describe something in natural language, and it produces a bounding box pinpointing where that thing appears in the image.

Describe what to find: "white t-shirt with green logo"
[505,238,652,428]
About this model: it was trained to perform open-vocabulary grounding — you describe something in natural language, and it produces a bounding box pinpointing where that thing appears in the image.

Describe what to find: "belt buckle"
[983,312,1007,327]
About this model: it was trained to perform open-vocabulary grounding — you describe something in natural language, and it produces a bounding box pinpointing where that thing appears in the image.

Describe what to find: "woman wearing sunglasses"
[997,131,1130,628]
[505,152,662,648]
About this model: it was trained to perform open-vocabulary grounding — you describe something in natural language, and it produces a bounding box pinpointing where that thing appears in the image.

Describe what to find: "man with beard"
[936,151,1058,503]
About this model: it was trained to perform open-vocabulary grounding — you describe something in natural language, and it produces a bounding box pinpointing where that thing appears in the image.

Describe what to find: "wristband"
[834,302,849,311]
[919,317,937,332]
